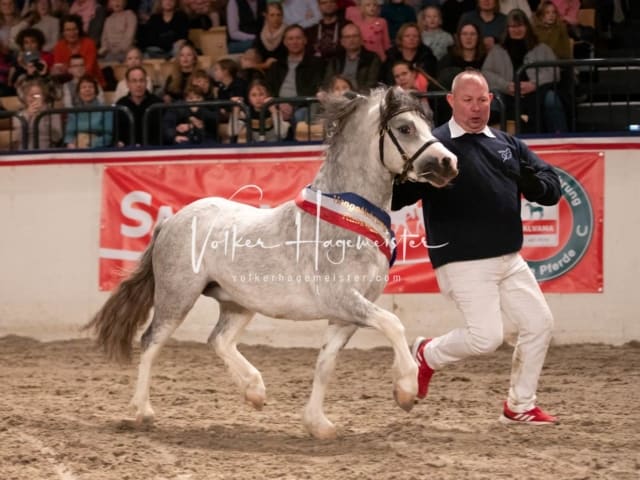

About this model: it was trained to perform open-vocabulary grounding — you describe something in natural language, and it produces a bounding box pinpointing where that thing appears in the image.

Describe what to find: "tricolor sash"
[295,185,397,266]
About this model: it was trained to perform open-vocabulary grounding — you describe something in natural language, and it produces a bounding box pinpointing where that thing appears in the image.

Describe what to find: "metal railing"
[514,58,640,135]
[0,111,28,151]
[260,96,319,142]
[33,105,134,149]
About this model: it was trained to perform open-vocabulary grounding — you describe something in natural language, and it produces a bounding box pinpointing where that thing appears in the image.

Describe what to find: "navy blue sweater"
[392,124,561,268]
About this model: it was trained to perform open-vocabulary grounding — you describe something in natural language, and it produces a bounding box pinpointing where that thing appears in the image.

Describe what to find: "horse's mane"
[322,87,429,151]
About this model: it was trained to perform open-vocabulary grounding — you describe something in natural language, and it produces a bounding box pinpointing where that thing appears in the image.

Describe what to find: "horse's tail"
[84,225,160,363]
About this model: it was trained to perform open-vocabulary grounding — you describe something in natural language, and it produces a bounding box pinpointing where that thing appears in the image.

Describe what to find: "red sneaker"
[499,401,558,425]
[411,337,434,399]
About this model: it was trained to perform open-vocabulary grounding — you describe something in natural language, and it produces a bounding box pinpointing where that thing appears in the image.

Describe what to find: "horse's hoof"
[393,388,415,412]
[134,413,155,425]
[245,387,266,410]
[306,422,337,440]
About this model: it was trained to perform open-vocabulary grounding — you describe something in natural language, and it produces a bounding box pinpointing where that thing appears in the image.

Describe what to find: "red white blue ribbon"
[295,185,397,266]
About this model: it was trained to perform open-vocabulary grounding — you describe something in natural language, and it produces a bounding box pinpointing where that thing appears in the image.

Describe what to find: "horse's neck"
[312,145,394,211]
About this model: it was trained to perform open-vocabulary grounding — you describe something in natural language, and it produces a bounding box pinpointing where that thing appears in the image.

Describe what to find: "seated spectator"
[238,47,267,83]
[265,24,326,122]
[304,0,347,60]
[325,73,353,95]
[12,76,62,149]
[113,46,154,102]
[141,0,189,59]
[229,78,290,142]
[381,0,416,42]
[61,53,104,107]
[323,22,381,93]
[226,0,266,54]
[253,1,286,70]
[63,73,113,147]
[99,0,136,62]
[0,0,20,50]
[211,56,246,121]
[440,0,475,34]
[282,0,321,29]
[115,65,162,145]
[10,27,54,90]
[9,0,59,52]
[531,0,571,60]
[346,0,390,62]
[380,22,437,86]
[184,0,220,30]
[459,0,507,51]
[163,42,199,102]
[68,0,106,47]
[482,8,567,132]
[187,68,215,100]
[499,0,532,17]
[52,14,104,86]
[0,38,13,96]
[162,84,217,145]
[437,20,487,88]
[418,4,453,61]
[392,59,428,93]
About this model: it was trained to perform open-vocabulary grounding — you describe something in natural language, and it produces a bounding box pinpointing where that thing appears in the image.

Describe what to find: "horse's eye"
[398,125,413,135]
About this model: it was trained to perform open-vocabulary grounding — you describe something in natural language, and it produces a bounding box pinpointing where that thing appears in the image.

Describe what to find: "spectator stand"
[260,96,322,142]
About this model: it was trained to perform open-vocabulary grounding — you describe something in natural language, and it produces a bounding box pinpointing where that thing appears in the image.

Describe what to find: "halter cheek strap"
[378,107,442,183]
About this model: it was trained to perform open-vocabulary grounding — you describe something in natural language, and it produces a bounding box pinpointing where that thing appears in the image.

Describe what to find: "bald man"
[392,70,561,425]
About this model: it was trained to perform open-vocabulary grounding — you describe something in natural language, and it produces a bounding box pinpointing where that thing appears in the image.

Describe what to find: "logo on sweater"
[522,167,593,282]
[498,148,513,162]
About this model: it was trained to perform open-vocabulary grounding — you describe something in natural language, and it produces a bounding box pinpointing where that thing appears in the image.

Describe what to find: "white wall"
[1,142,639,347]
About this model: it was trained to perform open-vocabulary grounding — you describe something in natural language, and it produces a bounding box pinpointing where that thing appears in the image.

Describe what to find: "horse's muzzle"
[414,155,459,188]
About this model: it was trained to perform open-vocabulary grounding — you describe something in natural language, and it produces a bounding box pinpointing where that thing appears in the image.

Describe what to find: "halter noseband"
[378,106,441,183]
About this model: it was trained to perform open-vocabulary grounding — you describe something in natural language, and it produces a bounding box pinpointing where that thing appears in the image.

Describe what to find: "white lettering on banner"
[120,191,174,238]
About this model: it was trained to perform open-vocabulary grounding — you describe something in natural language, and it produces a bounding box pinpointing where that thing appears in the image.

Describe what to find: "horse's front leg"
[360,302,418,412]
[208,304,265,409]
[303,322,357,440]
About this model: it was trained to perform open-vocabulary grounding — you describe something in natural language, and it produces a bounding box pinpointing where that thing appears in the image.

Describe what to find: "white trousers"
[425,253,554,412]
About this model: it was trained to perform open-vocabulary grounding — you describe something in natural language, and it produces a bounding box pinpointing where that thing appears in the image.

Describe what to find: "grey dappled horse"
[86,87,458,439]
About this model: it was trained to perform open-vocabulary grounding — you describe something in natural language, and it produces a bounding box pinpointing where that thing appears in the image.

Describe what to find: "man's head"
[68,54,86,79]
[447,70,493,133]
[340,23,362,54]
[126,66,148,100]
[283,25,307,57]
[317,0,338,18]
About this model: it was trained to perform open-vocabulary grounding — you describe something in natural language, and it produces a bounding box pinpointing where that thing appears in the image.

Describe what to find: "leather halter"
[378,106,442,183]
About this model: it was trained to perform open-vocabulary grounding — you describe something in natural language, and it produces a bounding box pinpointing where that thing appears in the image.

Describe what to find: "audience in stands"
[115,65,162,145]
[99,0,137,62]
[69,0,106,47]
[459,0,507,51]
[418,4,453,61]
[282,0,321,29]
[21,0,59,52]
[304,0,346,60]
[0,38,12,96]
[162,41,199,101]
[499,0,532,17]
[265,24,325,122]
[184,0,220,30]
[0,0,20,49]
[482,8,567,132]
[10,27,53,90]
[381,22,437,86]
[440,0,475,34]
[437,19,487,88]
[325,73,353,95]
[141,0,188,59]
[381,0,416,42]
[392,59,428,92]
[52,14,104,86]
[253,1,286,68]
[323,22,381,93]
[532,0,571,59]
[162,84,217,144]
[237,47,267,82]
[188,68,215,100]
[230,78,290,142]
[61,53,104,106]
[346,0,391,61]
[113,46,153,102]
[226,0,265,54]
[12,76,62,148]
[63,73,113,147]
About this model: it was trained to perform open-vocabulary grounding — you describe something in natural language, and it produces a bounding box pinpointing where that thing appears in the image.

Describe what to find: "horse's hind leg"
[208,303,265,409]
[303,322,357,440]
[130,292,200,423]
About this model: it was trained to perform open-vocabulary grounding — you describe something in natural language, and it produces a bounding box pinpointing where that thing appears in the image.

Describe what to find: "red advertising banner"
[99,150,603,293]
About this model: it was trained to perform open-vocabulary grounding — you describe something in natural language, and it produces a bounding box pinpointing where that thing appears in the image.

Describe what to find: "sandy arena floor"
[1,335,638,480]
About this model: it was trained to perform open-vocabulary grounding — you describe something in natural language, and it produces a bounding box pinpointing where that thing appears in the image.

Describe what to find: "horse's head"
[378,87,458,187]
